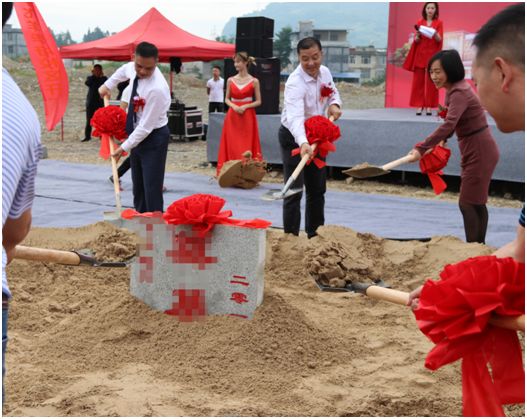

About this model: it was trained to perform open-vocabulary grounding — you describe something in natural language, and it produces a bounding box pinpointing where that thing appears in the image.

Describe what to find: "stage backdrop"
[385,2,515,108]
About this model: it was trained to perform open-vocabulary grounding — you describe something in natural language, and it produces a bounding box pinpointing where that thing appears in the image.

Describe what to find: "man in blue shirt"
[2,2,42,402]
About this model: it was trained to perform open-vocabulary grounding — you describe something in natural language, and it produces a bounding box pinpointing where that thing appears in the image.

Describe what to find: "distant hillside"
[222,2,389,48]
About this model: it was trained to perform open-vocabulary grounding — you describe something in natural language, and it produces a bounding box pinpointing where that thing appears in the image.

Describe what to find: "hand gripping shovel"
[342,154,414,179]
[262,115,335,201]
[313,276,525,331]
[14,245,128,268]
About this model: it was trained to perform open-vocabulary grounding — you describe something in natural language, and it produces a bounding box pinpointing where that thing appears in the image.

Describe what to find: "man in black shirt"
[82,64,107,142]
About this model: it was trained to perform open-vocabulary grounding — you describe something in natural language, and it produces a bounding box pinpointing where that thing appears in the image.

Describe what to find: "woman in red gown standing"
[403,2,443,115]
[216,52,262,175]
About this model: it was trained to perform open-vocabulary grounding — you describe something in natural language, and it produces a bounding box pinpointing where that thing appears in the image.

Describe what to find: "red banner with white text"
[385,2,515,108]
[14,2,69,131]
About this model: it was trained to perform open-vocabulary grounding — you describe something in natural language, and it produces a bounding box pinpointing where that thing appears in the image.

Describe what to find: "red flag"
[14,2,68,131]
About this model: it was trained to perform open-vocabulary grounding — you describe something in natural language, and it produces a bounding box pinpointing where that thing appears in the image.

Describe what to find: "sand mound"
[3,223,522,417]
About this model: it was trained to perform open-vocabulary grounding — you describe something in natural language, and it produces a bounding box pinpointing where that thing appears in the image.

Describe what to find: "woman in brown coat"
[407,49,500,243]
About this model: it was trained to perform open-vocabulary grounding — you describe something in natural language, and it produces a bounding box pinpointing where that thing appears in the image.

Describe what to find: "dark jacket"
[85,75,108,108]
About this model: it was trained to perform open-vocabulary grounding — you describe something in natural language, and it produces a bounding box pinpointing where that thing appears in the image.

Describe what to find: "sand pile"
[3,223,523,417]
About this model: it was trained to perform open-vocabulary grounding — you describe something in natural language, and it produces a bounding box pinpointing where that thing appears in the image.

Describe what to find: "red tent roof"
[60,7,234,62]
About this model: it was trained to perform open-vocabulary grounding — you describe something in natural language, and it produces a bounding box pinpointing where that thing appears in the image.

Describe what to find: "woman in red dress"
[403,2,443,115]
[216,52,262,175]
[407,50,499,244]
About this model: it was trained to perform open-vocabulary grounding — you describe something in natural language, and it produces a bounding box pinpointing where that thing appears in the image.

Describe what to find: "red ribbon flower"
[122,194,271,236]
[414,256,525,417]
[417,144,451,194]
[291,116,341,169]
[320,83,335,101]
[90,106,128,160]
[133,96,146,113]
[438,104,448,120]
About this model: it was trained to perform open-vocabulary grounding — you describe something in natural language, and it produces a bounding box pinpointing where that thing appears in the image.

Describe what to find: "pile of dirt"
[3,220,521,417]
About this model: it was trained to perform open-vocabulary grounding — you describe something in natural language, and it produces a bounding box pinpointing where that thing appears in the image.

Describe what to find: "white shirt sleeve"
[104,62,133,91]
[121,84,132,105]
[120,87,167,152]
[283,79,309,147]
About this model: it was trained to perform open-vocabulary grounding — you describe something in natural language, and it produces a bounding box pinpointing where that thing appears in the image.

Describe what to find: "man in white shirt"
[99,42,171,213]
[279,37,343,238]
[206,66,225,113]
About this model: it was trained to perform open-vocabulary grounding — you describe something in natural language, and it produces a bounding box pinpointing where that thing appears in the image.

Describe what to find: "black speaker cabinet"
[250,58,280,114]
[236,17,274,39]
[235,38,273,59]
[223,57,280,115]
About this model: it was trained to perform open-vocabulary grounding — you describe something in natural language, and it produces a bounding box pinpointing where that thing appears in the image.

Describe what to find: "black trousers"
[117,156,131,178]
[85,104,102,139]
[278,125,326,238]
[130,125,169,213]
[208,102,224,113]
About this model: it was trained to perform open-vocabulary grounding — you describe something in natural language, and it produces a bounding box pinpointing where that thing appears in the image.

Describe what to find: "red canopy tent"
[59,7,234,62]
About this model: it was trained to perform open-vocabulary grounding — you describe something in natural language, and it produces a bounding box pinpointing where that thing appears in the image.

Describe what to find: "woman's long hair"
[421,2,439,20]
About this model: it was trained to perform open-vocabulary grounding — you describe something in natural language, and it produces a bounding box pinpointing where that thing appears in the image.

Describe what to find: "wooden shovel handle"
[365,286,525,331]
[381,154,414,171]
[14,245,80,265]
[103,95,122,213]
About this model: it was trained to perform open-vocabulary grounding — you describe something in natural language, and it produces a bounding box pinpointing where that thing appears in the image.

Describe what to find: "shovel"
[313,276,525,331]
[262,115,336,201]
[342,154,414,179]
[102,96,123,223]
[261,143,318,201]
[14,245,128,267]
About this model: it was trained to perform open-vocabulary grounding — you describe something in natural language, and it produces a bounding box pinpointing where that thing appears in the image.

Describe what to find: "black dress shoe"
[426,112,432,116]
[81,137,91,142]
[416,111,422,116]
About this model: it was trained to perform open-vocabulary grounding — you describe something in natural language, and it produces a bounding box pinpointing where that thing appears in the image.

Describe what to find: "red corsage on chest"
[133,96,146,113]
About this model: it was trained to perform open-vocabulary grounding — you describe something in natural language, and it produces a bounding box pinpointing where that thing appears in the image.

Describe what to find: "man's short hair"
[2,2,13,28]
[297,37,322,54]
[93,64,102,70]
[427,49,465,83]
[212,65,221,71]
[473,3,524,68]
[135,42,159,59]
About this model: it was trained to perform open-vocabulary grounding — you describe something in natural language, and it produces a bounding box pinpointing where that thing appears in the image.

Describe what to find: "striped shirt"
[2,68,42,299]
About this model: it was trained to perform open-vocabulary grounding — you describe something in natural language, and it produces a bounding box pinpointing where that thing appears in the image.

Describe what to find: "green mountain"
[222,2,389,48]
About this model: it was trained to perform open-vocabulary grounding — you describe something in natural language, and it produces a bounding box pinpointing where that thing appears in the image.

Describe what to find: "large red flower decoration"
[91,106,128,160]
[291,116,341,168]
[414,256,525,417]
[91,106,128,140]
[163,194,271,236]
[417,144,451,194]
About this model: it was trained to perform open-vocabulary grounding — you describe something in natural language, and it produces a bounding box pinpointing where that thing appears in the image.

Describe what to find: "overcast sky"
[7,0,272,41]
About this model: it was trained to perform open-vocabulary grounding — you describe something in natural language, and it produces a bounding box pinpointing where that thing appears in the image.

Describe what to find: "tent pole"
[61,117,64,141]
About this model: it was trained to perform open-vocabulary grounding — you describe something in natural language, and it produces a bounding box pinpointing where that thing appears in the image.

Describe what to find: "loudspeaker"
[235,38,273,58]
[236,17,274,39]
[250,57,280,114]
[223,57,280,115]
[170,57,182,73]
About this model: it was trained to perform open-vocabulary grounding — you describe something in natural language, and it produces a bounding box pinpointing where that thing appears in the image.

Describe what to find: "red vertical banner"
[14,2,69,131]
[385,2,515,108]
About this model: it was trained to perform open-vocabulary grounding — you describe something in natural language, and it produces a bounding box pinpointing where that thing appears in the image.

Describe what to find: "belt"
[459,125,488,138]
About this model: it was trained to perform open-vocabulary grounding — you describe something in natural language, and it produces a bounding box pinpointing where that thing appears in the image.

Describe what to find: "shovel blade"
[261,187,303,201]
[342,166,390,179]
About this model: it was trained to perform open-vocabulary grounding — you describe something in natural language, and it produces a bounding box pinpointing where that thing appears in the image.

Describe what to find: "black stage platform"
[207,108,525,183]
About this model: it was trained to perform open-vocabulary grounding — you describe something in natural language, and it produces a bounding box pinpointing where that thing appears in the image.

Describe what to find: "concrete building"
[2,24,28,58]
[348,45,387,82]
[288,21,350,75]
